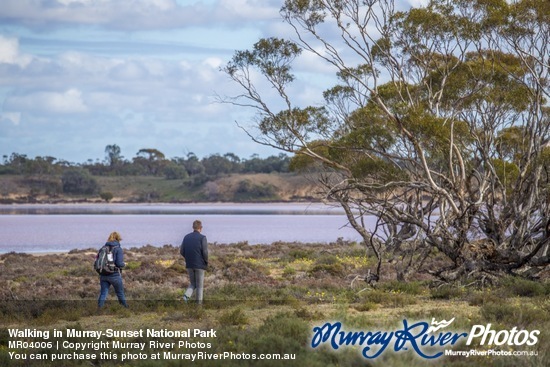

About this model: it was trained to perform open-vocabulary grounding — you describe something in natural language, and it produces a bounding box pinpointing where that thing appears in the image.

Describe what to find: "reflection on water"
[0,203,345,215]
[0,203,368,253]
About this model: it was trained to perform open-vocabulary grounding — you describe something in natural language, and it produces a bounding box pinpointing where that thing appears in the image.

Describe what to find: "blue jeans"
[184,269,205,304]
[98,274,127,307]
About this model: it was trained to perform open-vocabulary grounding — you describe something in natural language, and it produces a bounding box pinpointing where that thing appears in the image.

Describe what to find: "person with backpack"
[96,231,128,308]
[180,220,208,305]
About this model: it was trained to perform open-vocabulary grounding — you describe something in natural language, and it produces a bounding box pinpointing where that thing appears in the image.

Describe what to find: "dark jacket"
[102,241,125,276]
[180,231,208,270]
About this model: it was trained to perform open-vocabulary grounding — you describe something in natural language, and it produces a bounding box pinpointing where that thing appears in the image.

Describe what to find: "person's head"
[192,220,202,232]
[107,231,122,242]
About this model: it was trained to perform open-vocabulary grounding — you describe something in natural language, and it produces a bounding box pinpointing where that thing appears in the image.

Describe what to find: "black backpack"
[94,245,118,275]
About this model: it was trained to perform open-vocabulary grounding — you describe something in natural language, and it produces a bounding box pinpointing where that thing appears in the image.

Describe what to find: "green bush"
[308,254,344,276]
[258,312,309,344]
[233,179,279,201]
[218,308,249,326]
[125,261,141,270]
[430,285,465,300]
[363,290,417,308]
[480,302,541,326]
[498,276,548,298]
[378,280,425,295]
[283,266,297,277]
[467,291,500,306]
[100,191,114,202]
[286,249,315,260]
[354,301,379,312]
[61,168,100,195]
[163,162,188,180]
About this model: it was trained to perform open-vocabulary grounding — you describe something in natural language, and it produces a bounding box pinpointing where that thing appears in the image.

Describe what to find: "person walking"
[97,231,128,308]
[180,220,208,304]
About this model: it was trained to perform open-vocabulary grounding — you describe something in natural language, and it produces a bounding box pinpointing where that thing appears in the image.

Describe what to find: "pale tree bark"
[221,0,550,282]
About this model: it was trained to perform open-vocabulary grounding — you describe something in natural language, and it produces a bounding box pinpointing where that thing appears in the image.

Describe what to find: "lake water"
[0,203,367,253]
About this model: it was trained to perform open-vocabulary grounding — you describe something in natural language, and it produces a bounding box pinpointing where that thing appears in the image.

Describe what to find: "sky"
[0,0,420,164]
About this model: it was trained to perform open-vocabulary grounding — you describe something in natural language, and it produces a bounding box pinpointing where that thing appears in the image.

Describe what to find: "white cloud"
[0,0,280,30]
[7,88,88,114]
[109,61,148,80]
[44,88,88,114]
[407,0,429,8]
[0,1,317,161]
[0,35,32,67]
[203,57,222,69]
[218,0,280,20]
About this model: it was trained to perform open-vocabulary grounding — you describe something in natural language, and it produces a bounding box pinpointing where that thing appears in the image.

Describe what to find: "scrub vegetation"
[0,151,321,203]
[1,241,548,366]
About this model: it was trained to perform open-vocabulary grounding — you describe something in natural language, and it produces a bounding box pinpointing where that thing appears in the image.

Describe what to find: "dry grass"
[1,242,548,367]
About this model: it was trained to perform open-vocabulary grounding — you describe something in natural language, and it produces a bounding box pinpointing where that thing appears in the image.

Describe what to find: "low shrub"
[354,301,379,312]
[124,261,141,270]
[430,285,465,300]
[293,306,321,320]
[498,276,548,298]
[286,249,315,261]
[218,308,249,326]
[258,312,309,343]
[480,301,542,326]
[308,254,345,276]
[362,290,417,308]
[378,280,425,295]
[467,291,500,306]
[283,266,297,278]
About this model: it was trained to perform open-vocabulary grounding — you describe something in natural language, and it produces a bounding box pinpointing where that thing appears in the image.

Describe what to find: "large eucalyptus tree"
[222,0,549,281]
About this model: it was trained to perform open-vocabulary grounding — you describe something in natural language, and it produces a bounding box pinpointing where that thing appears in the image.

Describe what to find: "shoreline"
[0,201,342,214]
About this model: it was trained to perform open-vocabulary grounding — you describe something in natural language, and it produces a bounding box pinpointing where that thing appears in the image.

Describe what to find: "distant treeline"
[0,145,291,197]
[1,146,290,177]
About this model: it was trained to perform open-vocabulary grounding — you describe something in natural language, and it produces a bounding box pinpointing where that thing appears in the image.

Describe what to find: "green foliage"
[233,179,278,201]
[61,168,100,195]
[202,154,236,176]
[223,0,550,284]
[226,37,302,85]
[354,301,379,312]
[378,280,425,295]
[361,289,418,308]
[286,248,315,260]
[349,156,404,182]
[258,312,309,345]
[288,142,330,172]
[480,301,542,326]
[430,285,465,300]
[492,159,520,194]
[497,276,549,298]
[283,266,297,277]
[1,149,290,184]
[124,261,142,270]
[308,254,345,276]
[163,161,188,180]
[99,191,114,202]
[218,308,249,326]
[259,107,330,149]
[496,126,527,160]
[467,290,501,306]
[243,153,290,173]
[105,144,122,167]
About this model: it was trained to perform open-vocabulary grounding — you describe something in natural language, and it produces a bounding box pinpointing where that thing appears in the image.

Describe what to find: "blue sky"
[0,0,419,164]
